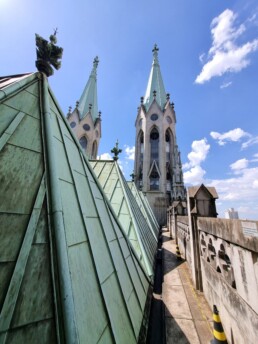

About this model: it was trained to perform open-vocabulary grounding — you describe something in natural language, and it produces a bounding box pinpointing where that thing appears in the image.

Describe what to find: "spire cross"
[111,140,122,161]
[152,44,159,60]
[93,56,99,69]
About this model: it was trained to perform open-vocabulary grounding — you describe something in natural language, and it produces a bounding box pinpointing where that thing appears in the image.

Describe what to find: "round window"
[83,124,91,131]
[70,121,76,128]
[150,114,158,121]
[166,116,172,124]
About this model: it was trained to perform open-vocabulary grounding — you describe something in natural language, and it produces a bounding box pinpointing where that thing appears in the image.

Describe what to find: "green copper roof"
[90,160,158,277]
[144,44,167,112]
[0,73,151,343]
[127,181,159,236]
[77,56,99,122]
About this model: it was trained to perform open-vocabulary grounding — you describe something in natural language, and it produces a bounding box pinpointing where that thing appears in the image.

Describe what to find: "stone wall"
[167,210,258,343]
[198,218,258,344]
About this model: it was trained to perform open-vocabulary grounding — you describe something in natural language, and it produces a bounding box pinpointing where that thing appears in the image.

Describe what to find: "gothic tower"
[67,56,101,159]
[134,45,186,225]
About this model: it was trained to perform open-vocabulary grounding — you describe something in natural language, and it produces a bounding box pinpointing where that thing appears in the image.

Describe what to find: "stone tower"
[67,56,101,159]
[134,45,186,225]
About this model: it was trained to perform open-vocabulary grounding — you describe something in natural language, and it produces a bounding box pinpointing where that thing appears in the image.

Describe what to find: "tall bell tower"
[134,45,186,225]
[67,56,101,159]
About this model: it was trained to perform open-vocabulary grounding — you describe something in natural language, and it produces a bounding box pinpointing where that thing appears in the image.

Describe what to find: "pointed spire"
[143,44,167,112]
[77,56,99,121]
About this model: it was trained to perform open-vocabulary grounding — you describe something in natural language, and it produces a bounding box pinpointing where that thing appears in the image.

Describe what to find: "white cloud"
[183,138,210,185]
[183,138,210,168]
[230,158,249,171]
[195,9,258,84]
[241,136,258,149]
[199,53,205,63]
[210,128,250,146]
[124,145,135,160]
[220,81,232,89]
[210,167,258,202]
[98,152,112,160]
[184,165,206,185]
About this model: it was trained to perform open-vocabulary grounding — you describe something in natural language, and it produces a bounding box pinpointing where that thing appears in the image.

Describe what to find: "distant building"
[225,208,239,219]
[134,45,186,226]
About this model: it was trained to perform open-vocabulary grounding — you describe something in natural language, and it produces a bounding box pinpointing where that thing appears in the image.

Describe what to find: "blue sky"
[1,0,258,220]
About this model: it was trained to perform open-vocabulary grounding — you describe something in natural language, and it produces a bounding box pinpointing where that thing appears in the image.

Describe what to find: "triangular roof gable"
[90,160,157,277]
[188,184,218,199]
[0,72,150,343]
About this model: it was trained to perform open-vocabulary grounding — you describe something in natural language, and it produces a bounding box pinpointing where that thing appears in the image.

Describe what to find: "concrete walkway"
[162,230,213,344]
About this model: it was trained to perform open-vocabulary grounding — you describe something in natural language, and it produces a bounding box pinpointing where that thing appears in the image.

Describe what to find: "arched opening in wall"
[200,234,207,256]
[150,127,159,165]
[166,165,172,192]
[208,238,216,267]
[165,130,172,163]
[79,136,88,151]
[137,131,144,189]
[216,266,222,273]
[91,140,98,159]
[149,163,160,191]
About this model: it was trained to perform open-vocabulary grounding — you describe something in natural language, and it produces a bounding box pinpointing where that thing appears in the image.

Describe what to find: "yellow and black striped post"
[211,305,227,343]
[176,245,182,260]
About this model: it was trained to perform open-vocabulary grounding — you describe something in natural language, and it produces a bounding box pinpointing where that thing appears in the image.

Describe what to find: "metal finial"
[111,140,122,161]
[130,172,135,182]
[93,56,99,69]
[76,101,79,108]
[140,96,144,104]
[152,44,159,54]
[172,102,175,109]
[68,106,72,113]
[89,103,92,111]
[35,30,63,77]
[98,111,102,118]
[153,90,157,98]
[166,93,170,100]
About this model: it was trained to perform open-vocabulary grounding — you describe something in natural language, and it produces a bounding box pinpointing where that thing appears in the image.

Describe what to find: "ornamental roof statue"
[35,29,63,77]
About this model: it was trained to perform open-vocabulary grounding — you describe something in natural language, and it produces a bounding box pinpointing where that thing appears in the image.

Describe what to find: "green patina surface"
[0,73,151,343]
[143,44,167,111]
[127,181,159,236]
[90,160,158,277]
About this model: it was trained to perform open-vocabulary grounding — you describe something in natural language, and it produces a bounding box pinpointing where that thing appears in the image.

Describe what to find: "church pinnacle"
[144,44,167,112]
[77,56,99,122]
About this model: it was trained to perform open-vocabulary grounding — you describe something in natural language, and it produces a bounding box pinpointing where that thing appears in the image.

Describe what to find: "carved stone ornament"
[35,30,63,77]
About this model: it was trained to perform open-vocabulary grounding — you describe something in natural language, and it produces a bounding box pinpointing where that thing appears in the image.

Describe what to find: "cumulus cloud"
[184,165,206,185]
[98,152,112,160]
[183,138,210,184]
[195,9,258,84]
[210,167,258,202]
[210,128,250,146]
[183,139,210,169]
[230,158,249,171]
[124,145,135,160]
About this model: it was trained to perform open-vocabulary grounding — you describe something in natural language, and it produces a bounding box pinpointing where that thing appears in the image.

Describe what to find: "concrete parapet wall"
[198,217,258,343]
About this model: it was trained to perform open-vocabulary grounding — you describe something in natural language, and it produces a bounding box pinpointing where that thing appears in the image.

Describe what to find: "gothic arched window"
[150,127,159,164]
[91,140,97,159]
[165,130,172,162]
[79,136,88,150]
[150,163,160,190]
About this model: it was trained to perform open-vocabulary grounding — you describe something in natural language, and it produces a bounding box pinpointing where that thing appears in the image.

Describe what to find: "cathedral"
[68,44,186,225]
